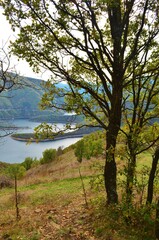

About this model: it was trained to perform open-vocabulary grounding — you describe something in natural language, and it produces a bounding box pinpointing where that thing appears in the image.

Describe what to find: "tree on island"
[1,0,159,204]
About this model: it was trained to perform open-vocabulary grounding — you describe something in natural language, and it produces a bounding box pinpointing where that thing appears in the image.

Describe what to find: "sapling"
[7,164,26,220]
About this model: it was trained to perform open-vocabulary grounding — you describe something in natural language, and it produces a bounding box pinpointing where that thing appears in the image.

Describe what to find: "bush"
[40,148,57,164]
[74,132,104,162]
[75,139,85,162]
[21,157,34,170]
[57,146,63,156]
[31,158,40,168]
[0,175,13,189]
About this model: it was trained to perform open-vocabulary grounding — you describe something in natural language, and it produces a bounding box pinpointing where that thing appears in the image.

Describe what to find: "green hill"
[0,75,64,120]
[0,75,45,119]
[0,75,83,124]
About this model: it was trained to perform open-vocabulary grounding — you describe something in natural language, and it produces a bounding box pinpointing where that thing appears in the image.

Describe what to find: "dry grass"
[0,176,99,240]
[0,145,105,239]
[0,144,157,240]
[21,149,105,186]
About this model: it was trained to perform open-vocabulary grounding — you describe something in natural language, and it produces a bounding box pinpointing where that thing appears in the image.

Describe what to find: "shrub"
[57,146,63,157]
[0,175,13,189]
[31,158,40,168]
[21,157,34,170]
[74,131,104,162]
[40,148,57,164]
[74,139,85,162]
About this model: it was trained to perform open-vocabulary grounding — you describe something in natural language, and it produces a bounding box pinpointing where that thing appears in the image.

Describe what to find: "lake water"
[0,119,81,163]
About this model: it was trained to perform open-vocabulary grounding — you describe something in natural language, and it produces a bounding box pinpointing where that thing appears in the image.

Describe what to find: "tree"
[7,164,26,220]
[1,0,159,204]
[120,38,159,203]
[146,146,159,205]
[21,157,34,170]
[40,148,57,164]
[75,139,85,163]
[75,132,103,162]
[122,73,159,203]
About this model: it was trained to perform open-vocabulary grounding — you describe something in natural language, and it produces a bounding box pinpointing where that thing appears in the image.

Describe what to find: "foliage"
[1,0,159,204]
[74,139,85,163]
[31,158,40,168]
[89,161,105,192]
[92,197,156,240]
[0,161,10,174]
[7,164,26,180]
[75,131,104,162]
[120,123,159,203]
[56,146,63,157]
[34,122,54,139]
[40,148,57,164]
[21,157,34,170]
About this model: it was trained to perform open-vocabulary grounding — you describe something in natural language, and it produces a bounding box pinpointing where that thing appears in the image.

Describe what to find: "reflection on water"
[0,119,81,163]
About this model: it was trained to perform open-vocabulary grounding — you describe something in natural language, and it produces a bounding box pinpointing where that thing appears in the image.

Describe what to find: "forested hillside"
[0,76,45,119]
[0,76,67,120]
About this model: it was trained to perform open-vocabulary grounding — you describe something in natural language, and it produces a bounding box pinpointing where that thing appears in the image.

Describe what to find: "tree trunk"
[104,71,122,204]
[104,152,118,204]
[155,199,159,239]
[15,176,20,221]
[104,1,123,204]
[146,147,159,205]
[126,155,136,204]
[104,119,120,204]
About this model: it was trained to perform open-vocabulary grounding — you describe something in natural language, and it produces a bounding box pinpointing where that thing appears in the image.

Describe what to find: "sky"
[0,8,47,80]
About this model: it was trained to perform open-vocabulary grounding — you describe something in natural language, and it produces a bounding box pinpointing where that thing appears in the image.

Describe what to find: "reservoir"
[0,119,81,163]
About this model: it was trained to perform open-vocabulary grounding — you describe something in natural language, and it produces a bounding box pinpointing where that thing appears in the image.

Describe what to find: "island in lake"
[11,127,101,142]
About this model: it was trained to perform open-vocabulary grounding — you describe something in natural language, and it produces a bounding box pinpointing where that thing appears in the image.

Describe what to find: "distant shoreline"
[0,126,30,130]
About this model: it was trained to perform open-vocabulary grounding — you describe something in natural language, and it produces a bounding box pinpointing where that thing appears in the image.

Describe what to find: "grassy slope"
[0,143,156,240]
